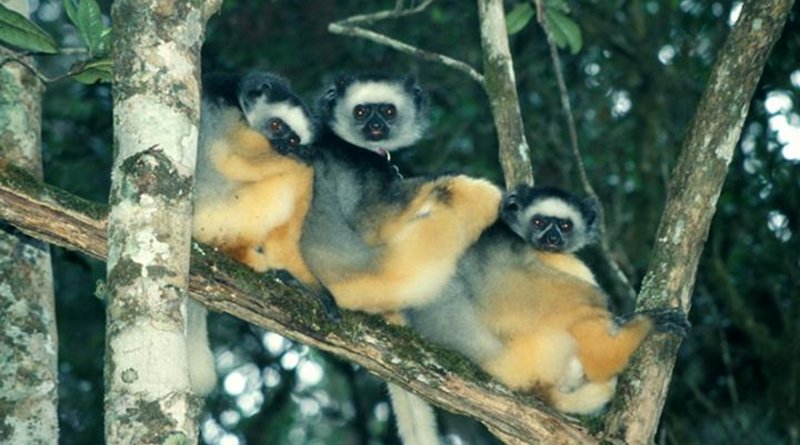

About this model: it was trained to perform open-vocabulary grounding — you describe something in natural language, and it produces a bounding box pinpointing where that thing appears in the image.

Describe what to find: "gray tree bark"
[104,0,220,443]
[476,0,533,188]
[0,0,59,443]
[603,1,795,444]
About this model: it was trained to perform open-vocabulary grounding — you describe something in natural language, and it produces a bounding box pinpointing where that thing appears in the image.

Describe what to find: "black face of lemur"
[237,72,316,155]
[320,73,428,153]
[501,185,599,253]
[353,102,397,142]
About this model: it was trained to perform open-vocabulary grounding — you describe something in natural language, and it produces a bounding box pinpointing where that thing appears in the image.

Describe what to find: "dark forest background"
[32,0,800,444]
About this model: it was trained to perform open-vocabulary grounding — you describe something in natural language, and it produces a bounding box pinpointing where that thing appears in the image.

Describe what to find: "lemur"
[318,72,428,157]
[283,73,501,315]
[502,185,600,285]
[405,185,690,414]
[188,72,337,394]
[242,72,494,445]
[311,72,445,444]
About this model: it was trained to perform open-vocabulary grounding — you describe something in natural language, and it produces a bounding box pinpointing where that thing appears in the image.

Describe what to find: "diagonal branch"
[603,1,796,444]
[0,164,599,445]
[476,0,533,188]
[328,1,484,86]
[328,23,484,86]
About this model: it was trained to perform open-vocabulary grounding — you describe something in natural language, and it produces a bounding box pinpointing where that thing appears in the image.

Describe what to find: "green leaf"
[0,3,58,53]
[63,0,79,27]
[99,27,111,55]
[506,3,535,36]
[76,0,108,57]
[544,0,570,14]
[546,9,582,54]
[70,58,112,84]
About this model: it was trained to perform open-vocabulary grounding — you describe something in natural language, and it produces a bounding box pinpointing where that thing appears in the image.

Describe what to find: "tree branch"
[328,1,484,86]
[603,1,795,443]
[476,0,533,188]
[0,164,599,445]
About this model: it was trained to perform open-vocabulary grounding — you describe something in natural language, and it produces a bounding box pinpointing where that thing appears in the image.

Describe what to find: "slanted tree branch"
[328,1,484,85]
[0,164,598,445]
[603,1,795,444]
[476,0,533,187]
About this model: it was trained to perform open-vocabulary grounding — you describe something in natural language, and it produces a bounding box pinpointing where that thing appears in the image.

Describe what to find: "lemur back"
[405,186,690,414]
[295,124,501,313]
[238,73,499,315]
[194,73,319,287]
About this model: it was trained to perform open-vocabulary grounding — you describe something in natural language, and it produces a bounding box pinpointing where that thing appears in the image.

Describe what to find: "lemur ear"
[581,197,600,227]
[502,191,519,213]
[403,75,424,106]
[239,72,275,110]
[322,86,337,105]
[334,73,353,92]
[319,76,344,116]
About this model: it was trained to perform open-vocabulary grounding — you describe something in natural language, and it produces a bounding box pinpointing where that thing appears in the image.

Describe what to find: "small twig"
[533,0,637,304]
[328,23,484,86]
[336,0,436,26]
[0,54,53,84]
[328,1,485,87]
[0,47,94,84]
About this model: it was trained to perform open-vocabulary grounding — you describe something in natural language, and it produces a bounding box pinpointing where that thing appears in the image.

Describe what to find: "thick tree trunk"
[104,0,219,443]
[476,0,533,188]
[603,1,795,444]
[0,1,59,443]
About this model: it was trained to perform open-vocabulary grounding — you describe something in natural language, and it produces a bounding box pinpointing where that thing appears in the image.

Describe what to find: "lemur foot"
[274,270,342,322]
[617,308,691,338]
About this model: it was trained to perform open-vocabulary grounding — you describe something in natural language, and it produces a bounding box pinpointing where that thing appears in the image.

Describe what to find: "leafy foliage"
[64,0,110,57]
[0,3,58,53]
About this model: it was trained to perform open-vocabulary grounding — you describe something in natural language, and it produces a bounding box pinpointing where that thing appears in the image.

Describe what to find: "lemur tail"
[387,383,440,445]
[548,378,617,415]
[187,299,217,395]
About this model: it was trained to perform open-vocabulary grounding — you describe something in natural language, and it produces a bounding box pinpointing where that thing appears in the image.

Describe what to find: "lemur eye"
[559,221,573,232]
[353,105,368,120]
[269,118,284,132]
[531,217,545,228]
[382,104,396,119]
[288,135,301,147]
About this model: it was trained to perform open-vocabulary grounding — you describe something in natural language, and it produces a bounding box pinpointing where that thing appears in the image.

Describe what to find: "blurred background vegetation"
[26,0,800,443]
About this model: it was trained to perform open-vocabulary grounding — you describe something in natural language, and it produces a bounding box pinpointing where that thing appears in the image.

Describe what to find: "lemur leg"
[329,177,502,313]
[193,178,297,249]
[547,378,618,415]
[481,329,577,391]
[569,312,652,383]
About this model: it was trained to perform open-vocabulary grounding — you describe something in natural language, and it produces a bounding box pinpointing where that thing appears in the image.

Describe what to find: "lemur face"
[238,72,316,155]
[501,185,598,253]
[323,74,428,153]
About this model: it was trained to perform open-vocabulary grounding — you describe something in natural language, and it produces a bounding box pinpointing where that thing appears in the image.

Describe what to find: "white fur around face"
[244,99,314,145]
[331,81,425,152]
[524,198,586,233]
